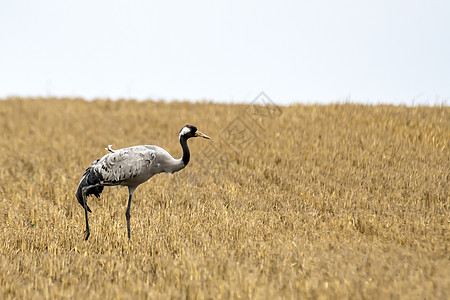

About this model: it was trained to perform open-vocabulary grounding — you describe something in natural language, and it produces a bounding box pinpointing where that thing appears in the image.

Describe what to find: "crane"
[75,124,210,240]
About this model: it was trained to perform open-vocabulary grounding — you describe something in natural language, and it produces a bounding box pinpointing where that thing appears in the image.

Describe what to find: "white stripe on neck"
[179,127,191,139]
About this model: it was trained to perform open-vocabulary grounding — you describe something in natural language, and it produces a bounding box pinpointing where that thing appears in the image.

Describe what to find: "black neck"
[180,136,190,166]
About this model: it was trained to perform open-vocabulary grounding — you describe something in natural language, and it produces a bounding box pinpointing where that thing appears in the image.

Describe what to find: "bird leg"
[81,184,102,241]
[126,186,137,240]
[125,194,133,239]
[81,186,91,240]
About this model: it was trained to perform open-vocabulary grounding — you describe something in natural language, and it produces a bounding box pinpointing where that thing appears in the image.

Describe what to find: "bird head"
[179,124,211,140]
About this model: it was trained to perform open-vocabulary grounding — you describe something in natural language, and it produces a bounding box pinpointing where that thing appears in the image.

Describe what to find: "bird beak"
[195,131,211,139]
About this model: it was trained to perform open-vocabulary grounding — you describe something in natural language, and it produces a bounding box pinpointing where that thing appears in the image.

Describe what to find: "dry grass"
[0,97,448,299]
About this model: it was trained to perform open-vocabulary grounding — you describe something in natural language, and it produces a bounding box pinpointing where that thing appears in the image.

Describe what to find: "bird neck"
[180,136,190,166]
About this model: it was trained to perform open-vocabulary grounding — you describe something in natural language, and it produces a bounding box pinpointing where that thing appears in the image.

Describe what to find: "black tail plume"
[75,166,104,213]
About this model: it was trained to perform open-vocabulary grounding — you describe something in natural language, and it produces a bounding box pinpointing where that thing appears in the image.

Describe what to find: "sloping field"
[0,98,448,299]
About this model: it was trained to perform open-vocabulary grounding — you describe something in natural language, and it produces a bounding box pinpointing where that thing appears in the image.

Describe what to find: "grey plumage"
[94,146,157,185]
[75,125,210,240]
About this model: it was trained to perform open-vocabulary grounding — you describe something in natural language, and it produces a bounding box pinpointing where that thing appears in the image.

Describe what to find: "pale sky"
[1,0,449,105]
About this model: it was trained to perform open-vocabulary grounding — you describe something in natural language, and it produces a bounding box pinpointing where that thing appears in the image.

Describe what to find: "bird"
[75,124,211,241]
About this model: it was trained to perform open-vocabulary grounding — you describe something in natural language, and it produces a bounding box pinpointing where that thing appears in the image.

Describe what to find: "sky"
[1,0,449,105]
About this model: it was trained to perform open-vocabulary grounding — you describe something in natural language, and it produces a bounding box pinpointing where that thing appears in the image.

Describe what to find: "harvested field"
[0,98,448,299]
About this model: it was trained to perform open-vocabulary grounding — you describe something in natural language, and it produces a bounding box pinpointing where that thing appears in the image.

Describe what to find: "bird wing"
[93,146,156,184]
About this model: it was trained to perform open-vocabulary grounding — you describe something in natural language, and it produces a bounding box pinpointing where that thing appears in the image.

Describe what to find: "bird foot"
[84,230,90,241]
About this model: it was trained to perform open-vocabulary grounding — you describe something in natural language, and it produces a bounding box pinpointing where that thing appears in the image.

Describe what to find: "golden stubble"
[0,98,448,299]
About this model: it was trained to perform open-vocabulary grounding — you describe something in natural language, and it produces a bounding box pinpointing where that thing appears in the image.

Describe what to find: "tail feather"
[75,166,104,213]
